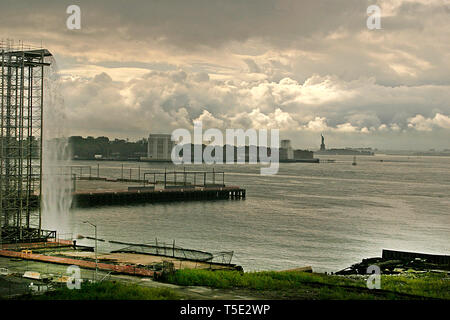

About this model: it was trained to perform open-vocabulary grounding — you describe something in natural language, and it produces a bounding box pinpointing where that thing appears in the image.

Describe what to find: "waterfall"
[41,56,73,235]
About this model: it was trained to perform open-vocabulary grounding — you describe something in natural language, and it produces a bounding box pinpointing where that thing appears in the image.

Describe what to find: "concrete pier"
[72,186,246,208]
[28,168,247,208]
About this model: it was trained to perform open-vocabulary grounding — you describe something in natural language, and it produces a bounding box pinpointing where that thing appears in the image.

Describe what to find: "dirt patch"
[54,251,232,270]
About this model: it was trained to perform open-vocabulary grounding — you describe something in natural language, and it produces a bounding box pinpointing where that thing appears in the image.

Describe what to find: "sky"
[1,0,449,150]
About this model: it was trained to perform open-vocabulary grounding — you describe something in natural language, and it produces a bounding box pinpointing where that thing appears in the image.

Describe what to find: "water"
[54,155,449,272]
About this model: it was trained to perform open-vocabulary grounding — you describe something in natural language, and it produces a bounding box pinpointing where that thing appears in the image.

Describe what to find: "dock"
[72,186,246,207]
[0,238,242,278]
[0,247,156,277]
[31,168,246,207]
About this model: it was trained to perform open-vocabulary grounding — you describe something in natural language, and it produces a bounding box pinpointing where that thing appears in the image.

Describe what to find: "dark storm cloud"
[1,0,449,149]
[0,0,378,50]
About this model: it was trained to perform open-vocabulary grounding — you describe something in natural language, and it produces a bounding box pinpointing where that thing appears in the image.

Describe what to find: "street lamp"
[83,221,97,282]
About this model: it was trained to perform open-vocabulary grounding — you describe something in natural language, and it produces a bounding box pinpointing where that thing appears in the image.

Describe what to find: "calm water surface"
[48,155,450,272]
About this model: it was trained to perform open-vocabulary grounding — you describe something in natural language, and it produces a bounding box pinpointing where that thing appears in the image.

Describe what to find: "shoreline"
[1,255,448,300]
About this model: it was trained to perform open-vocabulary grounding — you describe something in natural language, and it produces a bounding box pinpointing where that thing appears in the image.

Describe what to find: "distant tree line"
[68,136,147,160]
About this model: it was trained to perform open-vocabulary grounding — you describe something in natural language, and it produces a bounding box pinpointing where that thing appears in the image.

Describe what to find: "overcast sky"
[1,0,449,150]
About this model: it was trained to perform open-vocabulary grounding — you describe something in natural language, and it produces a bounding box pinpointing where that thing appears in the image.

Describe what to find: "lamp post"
[83,221,97,282]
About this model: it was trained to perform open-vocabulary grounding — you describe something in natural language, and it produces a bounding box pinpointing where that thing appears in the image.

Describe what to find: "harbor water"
[49,155,450,272]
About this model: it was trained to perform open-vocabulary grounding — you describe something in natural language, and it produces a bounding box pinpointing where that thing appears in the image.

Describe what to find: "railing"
[143,169,225,188]
[54,164,227,191]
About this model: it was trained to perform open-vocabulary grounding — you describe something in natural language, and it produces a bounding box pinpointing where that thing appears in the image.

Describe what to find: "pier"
[0,238,242,279]
[72,169,246,207]
[0,246,156,277]
[31,168,246,207]
[72,186,246,207]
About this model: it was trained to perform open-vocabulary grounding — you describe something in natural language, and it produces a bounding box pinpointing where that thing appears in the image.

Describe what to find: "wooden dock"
[0,248,156,277]
[0,239,242,276]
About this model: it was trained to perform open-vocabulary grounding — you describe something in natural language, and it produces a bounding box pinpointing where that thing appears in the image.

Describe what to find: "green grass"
[162,269,449,300]
[381,273,450,299]
[21,281,182,300]
[16,270,449,300]
[164,269,362,290]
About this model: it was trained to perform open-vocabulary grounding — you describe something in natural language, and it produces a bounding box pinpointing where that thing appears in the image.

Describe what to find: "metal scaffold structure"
[0,40,55,244]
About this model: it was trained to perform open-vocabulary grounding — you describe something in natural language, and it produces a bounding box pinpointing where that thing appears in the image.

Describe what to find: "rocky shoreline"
[336,249,450,275]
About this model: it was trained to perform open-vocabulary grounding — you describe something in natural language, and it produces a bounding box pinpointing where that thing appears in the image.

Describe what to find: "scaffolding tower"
[0,40,56,244]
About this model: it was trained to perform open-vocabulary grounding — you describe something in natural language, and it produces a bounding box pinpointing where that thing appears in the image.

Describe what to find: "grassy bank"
[381,273,449,299]
[15,269,449,300]
[21,281,181,300]
[162,269,449,300]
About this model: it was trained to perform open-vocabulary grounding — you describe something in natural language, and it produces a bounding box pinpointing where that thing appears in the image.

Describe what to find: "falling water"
[41,56,73,236]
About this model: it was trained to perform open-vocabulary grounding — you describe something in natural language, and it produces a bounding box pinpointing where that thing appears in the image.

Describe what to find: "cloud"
[408,113,450,131]
[336,123,359,133]
[195,110,225,129]
[60,69,450,142]
[303,117,328,132]
[228,108,299,130]
[2,0,449,149]
[1,0,449,87]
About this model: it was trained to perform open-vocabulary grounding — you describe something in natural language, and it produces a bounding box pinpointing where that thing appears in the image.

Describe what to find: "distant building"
[278,139,316,162]
[181,144,271,163]
[294,149,313,160]
[280,140,294,160]
[147,134,175,161]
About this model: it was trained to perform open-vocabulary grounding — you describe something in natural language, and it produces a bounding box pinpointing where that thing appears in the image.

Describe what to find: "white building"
[147,134,175,161]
